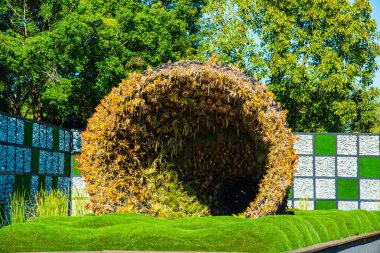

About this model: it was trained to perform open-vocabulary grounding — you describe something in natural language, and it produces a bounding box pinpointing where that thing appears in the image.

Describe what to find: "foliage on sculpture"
[78,60,297,218]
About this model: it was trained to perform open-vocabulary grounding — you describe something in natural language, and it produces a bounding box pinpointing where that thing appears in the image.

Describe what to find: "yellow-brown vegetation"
[77,60,297,218]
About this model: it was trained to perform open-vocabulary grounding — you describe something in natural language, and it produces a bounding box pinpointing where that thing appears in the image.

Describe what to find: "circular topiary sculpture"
[78,60,297,218]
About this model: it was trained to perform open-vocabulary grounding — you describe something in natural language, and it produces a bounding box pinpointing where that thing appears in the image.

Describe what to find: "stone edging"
[284,230,380,253]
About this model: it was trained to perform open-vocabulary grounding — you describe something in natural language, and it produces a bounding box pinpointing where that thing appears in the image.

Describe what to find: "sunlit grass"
[0,210,379,252]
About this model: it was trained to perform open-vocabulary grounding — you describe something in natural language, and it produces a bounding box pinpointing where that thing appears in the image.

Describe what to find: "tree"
[0,0,196,127]
[0,0,80,121]
[199,0,266,77]
[351,87,380,132]
[200,0,380,132]
[369,105,380,133]
[144,1,205,35]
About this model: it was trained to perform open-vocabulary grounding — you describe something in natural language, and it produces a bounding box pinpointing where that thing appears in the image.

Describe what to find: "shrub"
[78,60,297,218]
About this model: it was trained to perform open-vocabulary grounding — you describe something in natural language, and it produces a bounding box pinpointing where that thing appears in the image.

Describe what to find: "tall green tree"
[200,0,380,132]
[0,0,79,121]
[0,0,196,127]
[369,103,380,133]
[144,0,206,55]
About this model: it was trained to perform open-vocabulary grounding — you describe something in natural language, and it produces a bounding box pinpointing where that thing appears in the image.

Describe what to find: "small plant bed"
[0,210,379,252]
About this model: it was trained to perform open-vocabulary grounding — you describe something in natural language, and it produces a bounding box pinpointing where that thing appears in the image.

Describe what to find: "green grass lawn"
[0,210,379,252]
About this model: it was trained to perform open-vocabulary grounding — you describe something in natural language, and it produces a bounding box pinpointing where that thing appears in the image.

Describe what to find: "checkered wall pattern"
[0,112,74,223]
[288,133,380,211]
[1,110,379,221]
[69,131,380,211]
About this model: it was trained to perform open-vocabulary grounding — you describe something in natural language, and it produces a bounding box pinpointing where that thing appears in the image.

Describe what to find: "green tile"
[38,176,46,191]
[31,149,40,173]
[23,175,31,199]
[359,157,380,178]
[288,187,293,199]
[337,179,358,200]
[315,135,336,155]
[64,153,71,176]
[53,128,59,150]
[23,121,33,146]
[0,204,4,226]
[315,200,336,210]
[72,155,81,176]
[52,176,58,189]
[14,175,23,192]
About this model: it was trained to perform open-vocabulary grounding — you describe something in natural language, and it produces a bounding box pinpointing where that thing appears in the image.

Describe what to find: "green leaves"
[1,0,378,132]
[200,0,380,132]
[0,0,198,127]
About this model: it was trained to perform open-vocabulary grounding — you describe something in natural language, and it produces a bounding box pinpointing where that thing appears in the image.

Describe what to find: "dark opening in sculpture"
[174,130,268,215]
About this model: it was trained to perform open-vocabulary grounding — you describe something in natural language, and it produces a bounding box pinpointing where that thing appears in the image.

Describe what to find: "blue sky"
[370,0,380,88]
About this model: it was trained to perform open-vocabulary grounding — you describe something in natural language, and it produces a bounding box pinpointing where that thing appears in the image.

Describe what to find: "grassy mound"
[0,210,379,252]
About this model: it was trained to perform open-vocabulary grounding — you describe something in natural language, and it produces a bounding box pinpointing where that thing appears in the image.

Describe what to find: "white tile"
[316,179,336,199]
[360,201,380,211]
[294,178,314,199]
[295,156,313,176]
[337,157,357,177]
[337,135,357,155]
[294,135,313,155]
[359,135,379,156]
[294,200,314,210]
[338,201,358,210]
[72,177,89,197]
[360,179,380,200]
[315,156,335,177]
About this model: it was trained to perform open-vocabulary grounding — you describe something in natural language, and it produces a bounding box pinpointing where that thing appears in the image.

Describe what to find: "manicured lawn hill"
[0,210,379,252]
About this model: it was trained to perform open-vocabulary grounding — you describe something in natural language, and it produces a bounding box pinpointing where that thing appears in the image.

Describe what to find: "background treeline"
[0,0,379,132]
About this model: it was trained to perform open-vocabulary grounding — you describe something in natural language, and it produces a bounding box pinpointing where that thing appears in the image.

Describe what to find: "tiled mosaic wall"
[2,111,379,217]
[70,131,380,211]
[0,112,72,223]
[289,133,380,211]
[70,132,91,215]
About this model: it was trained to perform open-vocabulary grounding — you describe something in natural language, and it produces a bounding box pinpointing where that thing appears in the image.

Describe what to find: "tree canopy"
[0,0,199,127]
[0,0,379,132]
[200,0,380,132]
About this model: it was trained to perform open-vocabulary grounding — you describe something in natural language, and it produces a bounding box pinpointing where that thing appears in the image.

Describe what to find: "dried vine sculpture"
[78,60,297,218]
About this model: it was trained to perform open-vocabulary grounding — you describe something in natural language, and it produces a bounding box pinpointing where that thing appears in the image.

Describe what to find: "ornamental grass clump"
[1,189,69,226]
[0,206,4,227]
[34,189,68,218]
[78,59,297,218]
[10,191,28,224]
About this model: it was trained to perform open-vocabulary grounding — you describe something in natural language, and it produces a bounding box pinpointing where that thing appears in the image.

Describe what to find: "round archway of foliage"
[78,60,297,218]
